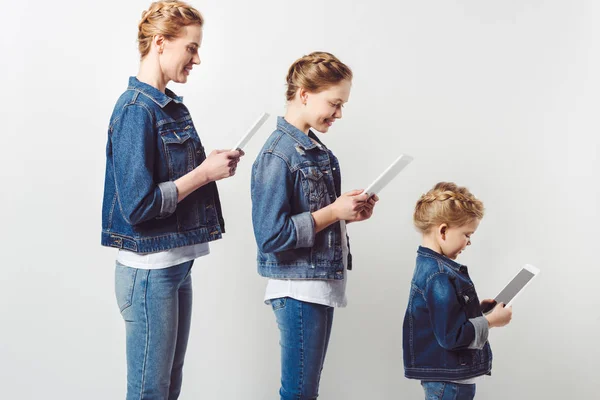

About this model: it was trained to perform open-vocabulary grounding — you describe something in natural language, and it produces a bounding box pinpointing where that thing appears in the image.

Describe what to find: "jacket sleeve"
[424,273,484,350]
[110,104,178,225]
[251,152,315,253]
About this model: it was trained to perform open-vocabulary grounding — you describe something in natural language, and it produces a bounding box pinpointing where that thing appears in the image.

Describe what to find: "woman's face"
[159,24,202,84]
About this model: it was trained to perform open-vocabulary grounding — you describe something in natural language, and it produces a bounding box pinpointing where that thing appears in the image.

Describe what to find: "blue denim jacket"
[403,246,492,381]
[251,117,352,279]
[101,77,225,253]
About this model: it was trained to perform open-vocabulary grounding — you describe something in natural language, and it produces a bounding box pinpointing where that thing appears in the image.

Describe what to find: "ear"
[438,224,448,241]
[298,87,309,105]
[153,34,165,53]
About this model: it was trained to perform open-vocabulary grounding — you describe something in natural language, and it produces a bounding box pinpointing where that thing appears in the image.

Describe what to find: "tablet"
[482,264,540,313]
[363,154,413,197]
[233,112,270,151]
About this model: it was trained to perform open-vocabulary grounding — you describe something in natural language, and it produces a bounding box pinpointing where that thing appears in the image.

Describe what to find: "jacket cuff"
[291,212,315,248]
[468,316,490,350]
[158,181,178,217]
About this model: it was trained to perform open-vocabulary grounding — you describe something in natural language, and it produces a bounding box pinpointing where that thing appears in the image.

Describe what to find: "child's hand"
[480,298,497,314]
[485,303,513,328]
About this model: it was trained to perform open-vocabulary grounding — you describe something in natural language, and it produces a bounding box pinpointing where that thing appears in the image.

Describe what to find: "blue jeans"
[115,261,194,400]
[271,297,334,400]
[422,381,476,400]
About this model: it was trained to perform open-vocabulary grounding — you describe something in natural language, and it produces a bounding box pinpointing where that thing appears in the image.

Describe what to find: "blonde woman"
[101,2,243,398]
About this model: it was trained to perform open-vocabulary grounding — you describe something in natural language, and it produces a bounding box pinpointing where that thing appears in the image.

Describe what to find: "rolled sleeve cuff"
[158,181,178,217]
[468,316,490,350]
[291,212,315,248]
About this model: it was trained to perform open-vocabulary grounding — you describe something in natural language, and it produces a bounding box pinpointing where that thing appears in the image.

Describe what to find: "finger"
[345,191,364,199]
[225,150,242,159]
[353,193,369,202]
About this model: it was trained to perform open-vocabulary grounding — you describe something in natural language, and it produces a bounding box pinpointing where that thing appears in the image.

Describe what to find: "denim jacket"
[403,246,492,381]
[101,77,225,253]
[251,117,352,279]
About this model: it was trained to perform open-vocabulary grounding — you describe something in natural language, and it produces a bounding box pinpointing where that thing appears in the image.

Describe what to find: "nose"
[334,106,342,119]
[467,240,471,246]
[193,53,201,65]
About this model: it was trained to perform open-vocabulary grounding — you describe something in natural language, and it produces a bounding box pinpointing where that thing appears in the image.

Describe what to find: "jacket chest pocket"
[161,128,195,179]
[458,286,481,317]
[300,166,328,211]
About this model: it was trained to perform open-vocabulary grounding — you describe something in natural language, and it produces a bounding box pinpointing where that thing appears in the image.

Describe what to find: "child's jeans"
[421,381,476,400]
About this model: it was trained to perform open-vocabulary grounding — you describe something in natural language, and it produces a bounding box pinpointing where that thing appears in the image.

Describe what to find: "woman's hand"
[200,149,245,182]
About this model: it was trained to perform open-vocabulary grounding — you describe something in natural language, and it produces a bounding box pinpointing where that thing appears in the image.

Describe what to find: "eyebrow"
[188,42,200,47]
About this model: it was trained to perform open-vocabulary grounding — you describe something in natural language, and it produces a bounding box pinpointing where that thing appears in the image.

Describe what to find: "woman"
[101,2,243,398]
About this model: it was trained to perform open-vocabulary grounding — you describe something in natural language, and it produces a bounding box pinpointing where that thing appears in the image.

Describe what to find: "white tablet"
[482,264,540,313]
[233,112,270,151]
[363,154,413,197]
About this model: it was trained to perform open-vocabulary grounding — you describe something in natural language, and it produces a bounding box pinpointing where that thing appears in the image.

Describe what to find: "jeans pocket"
[115,263,137,313]
[270,297,287,311]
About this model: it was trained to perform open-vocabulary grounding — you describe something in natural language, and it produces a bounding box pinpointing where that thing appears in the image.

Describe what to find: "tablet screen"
[496,268,536,305]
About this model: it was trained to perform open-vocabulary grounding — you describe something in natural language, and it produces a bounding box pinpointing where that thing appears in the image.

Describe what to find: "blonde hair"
[414,182,485,233]
[285,51,353,101]
[137,1,204,59]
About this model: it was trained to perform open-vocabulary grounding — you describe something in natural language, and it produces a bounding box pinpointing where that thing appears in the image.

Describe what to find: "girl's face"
[299,79,351,133]
[437,219,480,260]
[158,24,202,84]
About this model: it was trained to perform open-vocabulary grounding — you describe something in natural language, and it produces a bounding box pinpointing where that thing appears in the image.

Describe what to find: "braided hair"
[414,182,485,233]
[137,1,204,59]
[285,52,353,101]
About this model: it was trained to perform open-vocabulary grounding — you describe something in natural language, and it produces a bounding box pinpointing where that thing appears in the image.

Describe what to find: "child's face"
[438,219,480,260]
[300,79,351,133]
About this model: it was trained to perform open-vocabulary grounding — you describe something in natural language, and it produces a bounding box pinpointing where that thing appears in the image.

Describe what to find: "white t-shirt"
[117,242,210,269]
[264,220,349,308]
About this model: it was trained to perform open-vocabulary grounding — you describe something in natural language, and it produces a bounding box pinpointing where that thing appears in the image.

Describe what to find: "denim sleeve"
[157,181,178,217]
[424,273,477,350]
[251,153,315,253]
[467,316,489,350]
[111,104,176,225]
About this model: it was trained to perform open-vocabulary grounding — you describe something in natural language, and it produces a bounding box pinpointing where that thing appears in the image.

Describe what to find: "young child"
[403,182,513,400]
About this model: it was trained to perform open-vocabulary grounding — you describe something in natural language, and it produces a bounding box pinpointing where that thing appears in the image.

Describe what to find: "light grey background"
[1,0,598,398]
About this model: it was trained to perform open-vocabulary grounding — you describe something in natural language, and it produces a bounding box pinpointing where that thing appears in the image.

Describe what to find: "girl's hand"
[351,194,379,223]
[331,190,369,222]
